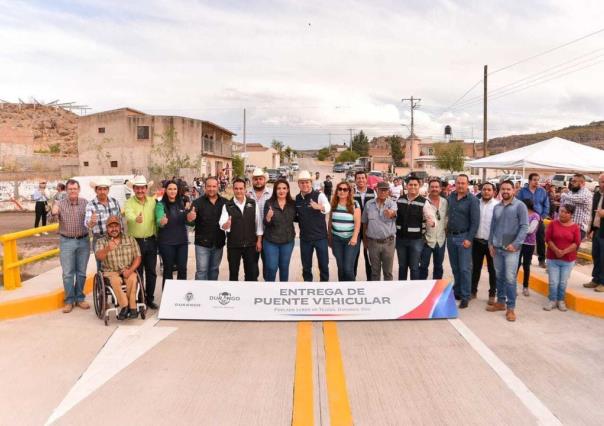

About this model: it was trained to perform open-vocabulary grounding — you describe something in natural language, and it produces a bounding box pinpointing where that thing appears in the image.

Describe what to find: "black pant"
[536,220,546,263]
[34,201,47,228]
[136,237,158,303]
[228,246,259,281]
[471,238,496,297]
[158,243,188,288]
[517,244,535,288]
[354,228,373,280]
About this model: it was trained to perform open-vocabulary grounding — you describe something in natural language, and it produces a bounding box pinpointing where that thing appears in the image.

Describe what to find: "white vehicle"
[552,173,598,191]
[71,175,134,206]
[290,162,299,171]
[499,174,527,187]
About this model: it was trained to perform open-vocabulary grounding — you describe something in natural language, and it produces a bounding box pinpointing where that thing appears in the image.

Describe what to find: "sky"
[1,0,604,149]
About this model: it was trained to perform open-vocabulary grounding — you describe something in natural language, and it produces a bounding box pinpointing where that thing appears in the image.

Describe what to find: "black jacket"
[263,199,296,244]
[191,195,226,248]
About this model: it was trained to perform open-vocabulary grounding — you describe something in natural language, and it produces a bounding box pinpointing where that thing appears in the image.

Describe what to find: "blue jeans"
[419,242,446,280]
[396,238,424,280]
[547,259,575,301]
[300,239,329,282]
[331,235,360,281]
[447,234,472,301]
[195,245,224,280]
[263,240,295,282]
[493,248,521,308]
[59,236,91,304]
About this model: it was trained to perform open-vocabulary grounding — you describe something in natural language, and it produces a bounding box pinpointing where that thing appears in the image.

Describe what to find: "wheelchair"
[93,271,147,326]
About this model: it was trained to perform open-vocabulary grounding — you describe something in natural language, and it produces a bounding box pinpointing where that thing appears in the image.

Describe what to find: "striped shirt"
[247,187,272,237]
[57,197,88,237]
[331,201,359,239]
[84,197,122,236]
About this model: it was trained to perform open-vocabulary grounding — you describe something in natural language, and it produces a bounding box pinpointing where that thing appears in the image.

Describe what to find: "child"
[518,199,540,296]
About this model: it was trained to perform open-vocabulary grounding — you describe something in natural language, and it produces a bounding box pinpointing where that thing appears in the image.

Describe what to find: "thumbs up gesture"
[222,215,232,230]
[136,211,143,223]
[266,205,274,222]
[89,212,98,227]
[309,200,322,211]
[159,215,169,227]
[187,206,197,222]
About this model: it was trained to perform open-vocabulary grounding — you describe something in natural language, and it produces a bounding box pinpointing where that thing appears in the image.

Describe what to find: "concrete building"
[233,142,280,169]
[78,108,235,179]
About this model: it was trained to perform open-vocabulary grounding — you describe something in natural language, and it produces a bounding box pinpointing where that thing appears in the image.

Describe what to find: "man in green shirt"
[124,176,158,309]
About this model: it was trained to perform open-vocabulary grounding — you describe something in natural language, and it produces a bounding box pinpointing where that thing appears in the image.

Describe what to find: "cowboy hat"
[89,176,112,190]
[297,170,312,181]
[252,168,267,178]
[126,175,154,188]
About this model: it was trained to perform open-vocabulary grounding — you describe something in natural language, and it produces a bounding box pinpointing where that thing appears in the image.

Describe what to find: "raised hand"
[136,212,143,223]
[89,212,98,227]
[187,206,197,222]
[223,215,232,230]
[159,215,169,226]
[309,200,322,211]
[266,205,274,222]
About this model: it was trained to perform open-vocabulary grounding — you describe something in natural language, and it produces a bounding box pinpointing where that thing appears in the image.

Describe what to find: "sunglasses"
[436,210,441,221]
[337,187,349,192]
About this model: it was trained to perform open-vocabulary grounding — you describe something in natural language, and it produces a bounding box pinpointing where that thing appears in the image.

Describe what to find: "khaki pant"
[367,237,395,281]
[103,271,138,309]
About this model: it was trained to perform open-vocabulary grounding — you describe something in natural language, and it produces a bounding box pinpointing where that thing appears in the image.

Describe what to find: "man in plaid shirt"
[560,174,592,240]
[95,215,142,320]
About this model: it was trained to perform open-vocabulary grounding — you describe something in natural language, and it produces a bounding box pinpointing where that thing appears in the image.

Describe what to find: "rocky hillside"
[0,103,78,154]
[488,120,604,154]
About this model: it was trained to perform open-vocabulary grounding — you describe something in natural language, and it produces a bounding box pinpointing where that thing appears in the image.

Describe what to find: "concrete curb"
[518,271,604,319]
[0,275,93,320]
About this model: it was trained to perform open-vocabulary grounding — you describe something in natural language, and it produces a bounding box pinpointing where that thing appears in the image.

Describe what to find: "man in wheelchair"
[95,215,142,320]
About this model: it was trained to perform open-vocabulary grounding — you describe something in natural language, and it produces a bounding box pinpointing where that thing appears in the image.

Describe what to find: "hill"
[488,120,604,154]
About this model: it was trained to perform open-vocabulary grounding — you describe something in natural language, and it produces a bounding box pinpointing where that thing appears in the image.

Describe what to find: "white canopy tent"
[467,137,604,173]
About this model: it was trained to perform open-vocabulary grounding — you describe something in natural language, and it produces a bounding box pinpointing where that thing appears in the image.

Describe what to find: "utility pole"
[243,108,247,176]
[483,65,487,182]
[348,128,354,151]
[401,96,421,170]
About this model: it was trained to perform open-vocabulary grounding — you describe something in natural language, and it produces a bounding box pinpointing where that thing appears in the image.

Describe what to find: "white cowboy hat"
[252,168,266,177]
[126,175,154,188]
[297,170,312,181]
[89,176,112,189]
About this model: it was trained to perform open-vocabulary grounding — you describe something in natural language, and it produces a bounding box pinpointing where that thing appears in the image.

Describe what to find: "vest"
[354,188,376,212]
[225,198,257,248]
[192,195,226,248]
[295,190,327,241]
[396,195,426,240]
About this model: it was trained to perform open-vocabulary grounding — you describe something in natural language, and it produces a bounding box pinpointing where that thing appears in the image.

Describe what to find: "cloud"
[0,0,603,148]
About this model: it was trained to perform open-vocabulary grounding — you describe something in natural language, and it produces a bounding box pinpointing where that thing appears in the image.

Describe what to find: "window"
[98,127,105,133]
[137,126,150,140]
[110,161,118,168]
[83,161,89,167]
[428,148,433,155]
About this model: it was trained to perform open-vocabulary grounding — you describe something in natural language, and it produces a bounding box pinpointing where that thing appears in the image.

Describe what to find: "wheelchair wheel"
[93,274,106,320]
[137,272,147,320]
[139,306,146,320]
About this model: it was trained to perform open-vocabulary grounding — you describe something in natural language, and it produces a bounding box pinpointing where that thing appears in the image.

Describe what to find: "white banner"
[158,279,458,321]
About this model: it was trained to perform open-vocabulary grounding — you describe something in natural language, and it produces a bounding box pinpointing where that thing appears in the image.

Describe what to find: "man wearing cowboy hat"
[296,170,331,281]
[95,215,142,320]
[124,175,159,309]
[85,177,122,268]
[247,167,273,280]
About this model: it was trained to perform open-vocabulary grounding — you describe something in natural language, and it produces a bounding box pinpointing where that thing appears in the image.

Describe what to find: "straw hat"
[252,168,267,178]
[89,176,112,190]
[126,175,154,188]
[297,170,312,181]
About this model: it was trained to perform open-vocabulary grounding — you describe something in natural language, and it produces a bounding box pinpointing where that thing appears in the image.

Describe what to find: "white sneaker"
[543,300,556,311]
[34,233,41,237]
[42,232,49,235]
[522,287,529,297]
[557,301,568,311]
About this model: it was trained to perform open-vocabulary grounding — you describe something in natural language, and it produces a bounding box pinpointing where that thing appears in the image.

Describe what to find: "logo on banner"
[174,291,201,307]
[185,292,194,302]
[210,292,240,305]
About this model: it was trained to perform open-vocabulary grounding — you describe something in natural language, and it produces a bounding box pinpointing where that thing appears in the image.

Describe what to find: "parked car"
[290,162,299,171]
[499,174,527,187]
[245,164,256,173]
[278,167,289,179]
[266,169,281,182]
[333,163,346,173]
[552,173,598,191]
[368,170,384,178]
[405,171,429,182]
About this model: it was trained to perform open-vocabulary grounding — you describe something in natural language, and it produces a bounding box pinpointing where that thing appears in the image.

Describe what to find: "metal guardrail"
[0,223,60,290]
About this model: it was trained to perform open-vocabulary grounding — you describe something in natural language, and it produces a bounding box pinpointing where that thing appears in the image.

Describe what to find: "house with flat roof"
[78,107,235,179]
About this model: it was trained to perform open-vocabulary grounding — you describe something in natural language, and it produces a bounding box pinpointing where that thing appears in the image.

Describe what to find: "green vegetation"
[387,135,404,166]
[317,147,331,161]
[149,127,201,179]
[336,150,359,163]
[351,130,369,156]
[434,142,465,172]
[232,155,244,178]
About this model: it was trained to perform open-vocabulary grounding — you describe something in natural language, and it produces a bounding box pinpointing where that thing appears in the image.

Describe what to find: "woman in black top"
[156,181,192,287]
[263,179,297,281]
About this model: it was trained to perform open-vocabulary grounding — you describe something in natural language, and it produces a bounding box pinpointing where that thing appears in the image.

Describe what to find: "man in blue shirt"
[447,174,480,309]
[516,173,549,268]
[487,180,529,322]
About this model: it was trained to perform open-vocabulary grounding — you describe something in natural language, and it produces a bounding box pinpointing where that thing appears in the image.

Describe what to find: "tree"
[434,142,465,172]
[336,150,359,163]
[317,147,331,161]
[271,139,285,161]
[232,155,244,178]
[149,127,201,180]
[351,130,369,156]
[388,135,404,167]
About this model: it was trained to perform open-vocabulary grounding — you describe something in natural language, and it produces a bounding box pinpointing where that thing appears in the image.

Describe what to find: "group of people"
[52,166,601,323]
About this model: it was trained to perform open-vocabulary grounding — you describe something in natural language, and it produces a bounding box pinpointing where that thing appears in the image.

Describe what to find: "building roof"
[85,107,146,117]
[231,142,273,152]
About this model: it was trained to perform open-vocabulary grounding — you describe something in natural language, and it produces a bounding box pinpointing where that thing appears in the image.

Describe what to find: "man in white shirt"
[420,178,448,279]
[219,178,263,281]
[247,168,273,279]
[471,182,498,304]
[390,177,403,200]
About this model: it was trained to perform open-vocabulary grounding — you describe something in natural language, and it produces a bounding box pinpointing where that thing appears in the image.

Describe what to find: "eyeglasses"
[436,210,441,221]
[337,187,349,192]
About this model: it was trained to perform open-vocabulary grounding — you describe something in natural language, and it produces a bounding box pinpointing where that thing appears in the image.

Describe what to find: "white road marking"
[449,318,562,426]
[45,319,176,425]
